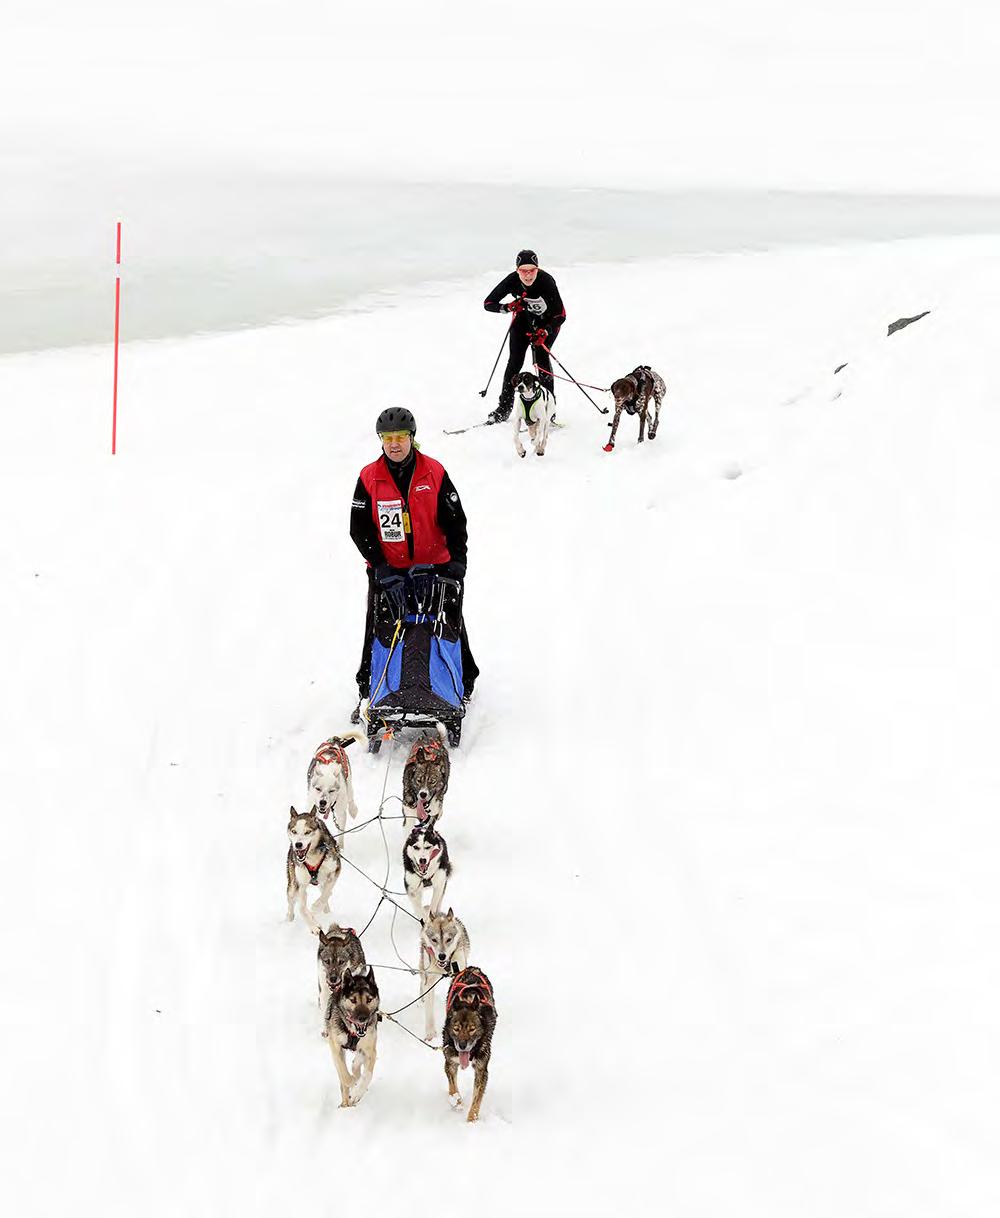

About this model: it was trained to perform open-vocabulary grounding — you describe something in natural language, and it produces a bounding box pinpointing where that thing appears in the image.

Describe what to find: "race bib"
[377,499,405,543]
[524,295,546,316]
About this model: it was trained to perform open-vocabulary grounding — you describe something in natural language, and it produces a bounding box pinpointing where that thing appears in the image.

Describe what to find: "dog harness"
[312,740,351,779]
[446,966,495,1014]
[517,389,542,423]
[618,366,654,415]
[302,847,330,885]
[409,736,445,766]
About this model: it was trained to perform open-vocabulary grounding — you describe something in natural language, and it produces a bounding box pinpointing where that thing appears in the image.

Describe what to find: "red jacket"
[358,452,452,569]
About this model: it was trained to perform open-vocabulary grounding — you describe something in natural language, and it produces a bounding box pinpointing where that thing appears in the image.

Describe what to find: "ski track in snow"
[1,236,999,1216]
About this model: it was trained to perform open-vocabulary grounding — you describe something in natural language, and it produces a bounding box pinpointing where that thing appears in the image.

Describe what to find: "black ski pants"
[495,324,558,420]
[355,571,480,698]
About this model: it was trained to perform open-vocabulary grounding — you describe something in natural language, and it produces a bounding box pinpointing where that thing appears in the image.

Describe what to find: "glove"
[439,560,466,582]
[529,327,548,347]
[503,299,525,314]
[406,563,435,581]
[373,563,404,588]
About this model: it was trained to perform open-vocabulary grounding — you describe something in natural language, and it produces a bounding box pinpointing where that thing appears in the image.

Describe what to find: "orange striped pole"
[112,221,122,454]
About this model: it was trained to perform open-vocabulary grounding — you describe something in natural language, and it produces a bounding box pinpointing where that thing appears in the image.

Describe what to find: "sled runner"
[366,570,466,753]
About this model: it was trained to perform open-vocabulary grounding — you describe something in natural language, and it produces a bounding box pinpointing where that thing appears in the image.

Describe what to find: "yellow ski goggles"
[379,430,412,443]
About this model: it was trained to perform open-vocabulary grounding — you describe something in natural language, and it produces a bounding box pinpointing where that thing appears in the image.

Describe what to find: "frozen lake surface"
[4,160,1000,354]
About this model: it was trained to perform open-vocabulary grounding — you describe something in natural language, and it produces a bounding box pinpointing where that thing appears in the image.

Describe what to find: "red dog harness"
[446,967,495,1014]
[313,740,351,780]
[408,736,445,767]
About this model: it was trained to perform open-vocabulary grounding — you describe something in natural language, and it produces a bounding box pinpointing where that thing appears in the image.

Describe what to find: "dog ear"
[340,966,353,989]
[366,965,376,983]
[308,804,319,818]
[446,906,454,919]
[289,805,297,817]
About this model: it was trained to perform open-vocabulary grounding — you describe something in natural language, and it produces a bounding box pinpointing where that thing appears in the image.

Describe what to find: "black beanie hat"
[516,249,538,267]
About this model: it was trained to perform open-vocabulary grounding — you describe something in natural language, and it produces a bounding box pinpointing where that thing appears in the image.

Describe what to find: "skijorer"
[483,249,565,424]
[349,408,479,720]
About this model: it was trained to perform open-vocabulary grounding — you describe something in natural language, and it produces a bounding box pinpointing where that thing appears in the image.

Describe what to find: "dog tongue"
[459,1051,471,1070]
[416,799,427,821]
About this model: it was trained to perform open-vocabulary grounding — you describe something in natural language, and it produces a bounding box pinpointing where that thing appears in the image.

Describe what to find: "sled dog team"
[286,727,495,1122]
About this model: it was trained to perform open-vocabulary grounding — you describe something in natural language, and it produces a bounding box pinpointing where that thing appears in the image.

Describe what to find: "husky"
[402,730,450,830]
[307,733,362,834]
[316,923,366,1037]
[443,966,497,1122]
[403,816,451,921]
[604,364,666,452]
[420,907,470,1041]
[285,806,341,931]
[326,965,380,1107]
[511,370,555,458]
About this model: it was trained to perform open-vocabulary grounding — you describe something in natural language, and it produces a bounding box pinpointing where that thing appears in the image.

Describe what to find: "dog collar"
[303,849,327,884]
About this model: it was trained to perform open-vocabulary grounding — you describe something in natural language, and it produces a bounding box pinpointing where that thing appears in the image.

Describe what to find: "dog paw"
[449,1092,463,1109]
[466,1111,479,1123]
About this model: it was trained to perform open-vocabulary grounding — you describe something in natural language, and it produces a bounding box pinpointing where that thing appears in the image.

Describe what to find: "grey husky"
[316,923,366,1037]
[285,806,341,931]
[402,731,451,830]
[420,907,470,1041]
[326,965,380,1107]
[403,816,451,921]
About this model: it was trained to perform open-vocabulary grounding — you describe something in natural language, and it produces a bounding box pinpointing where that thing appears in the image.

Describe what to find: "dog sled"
[365,569,466,753]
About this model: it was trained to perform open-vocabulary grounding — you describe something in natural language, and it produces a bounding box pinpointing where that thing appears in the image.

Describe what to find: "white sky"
[3,0,999,192]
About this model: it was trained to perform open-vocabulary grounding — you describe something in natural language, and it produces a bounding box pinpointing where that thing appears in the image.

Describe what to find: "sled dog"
[316,923,366,1037]
[285,806,341,931]
[402,730,450,829]
[326,964,380,1107]
[443,966,497,1122]
[419,907,471,1041]
[403,817,451,920]
[511,370,555,458]
[605,364,666,451]
[307,733,362,834]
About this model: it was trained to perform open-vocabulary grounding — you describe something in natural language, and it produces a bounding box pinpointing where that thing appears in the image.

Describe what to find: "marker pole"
[112,222,122,454]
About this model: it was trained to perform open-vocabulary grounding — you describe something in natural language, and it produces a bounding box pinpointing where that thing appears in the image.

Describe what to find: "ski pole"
[479,321,513,397]
[538,343,609,414]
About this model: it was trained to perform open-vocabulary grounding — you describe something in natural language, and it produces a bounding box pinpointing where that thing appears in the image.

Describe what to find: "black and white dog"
[511,370,555,458]
[403,816,452,920]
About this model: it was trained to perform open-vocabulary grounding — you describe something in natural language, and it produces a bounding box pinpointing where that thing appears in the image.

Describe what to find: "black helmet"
[375,407,416,436]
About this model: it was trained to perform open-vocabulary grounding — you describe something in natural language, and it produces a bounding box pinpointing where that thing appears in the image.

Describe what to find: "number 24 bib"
[377,499,406,543]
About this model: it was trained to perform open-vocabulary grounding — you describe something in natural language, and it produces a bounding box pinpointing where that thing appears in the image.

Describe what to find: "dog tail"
[434,721,449,746]
[330,730,364,748]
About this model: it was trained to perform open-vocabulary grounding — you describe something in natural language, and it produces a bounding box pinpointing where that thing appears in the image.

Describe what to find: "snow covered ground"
[2,234,999,1215]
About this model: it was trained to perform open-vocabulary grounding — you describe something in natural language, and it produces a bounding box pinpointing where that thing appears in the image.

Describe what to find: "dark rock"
[888,310,930,336]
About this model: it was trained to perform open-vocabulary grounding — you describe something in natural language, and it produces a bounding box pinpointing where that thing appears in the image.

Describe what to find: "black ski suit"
[483,269,565,421]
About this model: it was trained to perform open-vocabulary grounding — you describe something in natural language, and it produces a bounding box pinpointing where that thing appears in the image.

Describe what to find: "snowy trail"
[2,236,999,1215]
